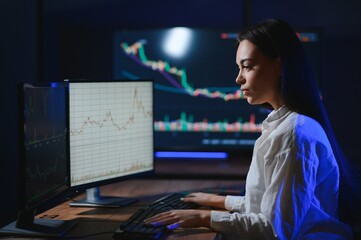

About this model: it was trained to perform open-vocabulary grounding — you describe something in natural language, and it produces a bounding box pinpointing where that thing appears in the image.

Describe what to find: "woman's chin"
[246,98,257,105]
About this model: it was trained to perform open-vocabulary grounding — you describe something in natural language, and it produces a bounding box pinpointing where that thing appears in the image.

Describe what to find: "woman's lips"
[241,89,249,95]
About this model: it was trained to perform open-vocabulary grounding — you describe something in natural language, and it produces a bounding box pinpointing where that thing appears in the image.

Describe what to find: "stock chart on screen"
[69,81,154,186]
[113,28,321,153]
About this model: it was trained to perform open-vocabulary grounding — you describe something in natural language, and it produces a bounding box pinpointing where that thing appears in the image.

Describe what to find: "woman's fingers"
[144,211,179,226]
[144,209,211,229]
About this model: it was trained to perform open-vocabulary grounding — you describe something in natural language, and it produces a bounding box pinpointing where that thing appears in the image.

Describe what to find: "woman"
[145,19,360,239]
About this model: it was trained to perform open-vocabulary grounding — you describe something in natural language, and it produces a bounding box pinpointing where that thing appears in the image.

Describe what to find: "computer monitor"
[0,82,76,237]
[113,27,322,159]
[67,80,154,207]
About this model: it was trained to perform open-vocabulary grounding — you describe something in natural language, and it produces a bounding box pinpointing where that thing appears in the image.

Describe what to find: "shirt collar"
[262,106,290,131]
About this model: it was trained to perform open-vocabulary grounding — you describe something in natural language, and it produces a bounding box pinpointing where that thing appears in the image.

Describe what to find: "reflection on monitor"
[113,28,322,158]
[0,82,75,237]
[68,80,154,207]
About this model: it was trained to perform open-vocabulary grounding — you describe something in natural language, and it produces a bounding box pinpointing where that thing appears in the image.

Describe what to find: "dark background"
[1,0,361,227]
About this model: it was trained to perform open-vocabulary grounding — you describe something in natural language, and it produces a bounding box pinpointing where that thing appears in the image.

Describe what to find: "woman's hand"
[144,209,211,229]
[182,192,226,209]
[143,193,225,230]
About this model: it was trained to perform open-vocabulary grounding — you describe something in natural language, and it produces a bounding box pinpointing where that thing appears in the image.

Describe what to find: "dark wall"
[0,0,38,228]
[42,0,246,81]
[1,0,360,228]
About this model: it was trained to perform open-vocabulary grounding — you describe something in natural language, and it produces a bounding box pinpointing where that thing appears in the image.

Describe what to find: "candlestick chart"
[114,29,269,150]
[120,41,244,101]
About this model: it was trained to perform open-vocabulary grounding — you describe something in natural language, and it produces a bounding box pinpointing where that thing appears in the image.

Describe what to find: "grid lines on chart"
[69,81,153,186]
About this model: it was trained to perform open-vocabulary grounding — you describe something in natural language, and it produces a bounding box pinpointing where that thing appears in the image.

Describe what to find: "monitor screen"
[114,28,268,155]
[21,82,69,209]
[113,27,322,157]
[68,80,154,207]
[0,82,75,237]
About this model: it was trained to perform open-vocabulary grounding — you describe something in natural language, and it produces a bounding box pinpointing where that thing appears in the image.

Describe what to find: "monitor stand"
[0,208,77,237]
[69,186,138,207]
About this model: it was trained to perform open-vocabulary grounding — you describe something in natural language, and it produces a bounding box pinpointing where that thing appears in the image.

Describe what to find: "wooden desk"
[34,179,244,239]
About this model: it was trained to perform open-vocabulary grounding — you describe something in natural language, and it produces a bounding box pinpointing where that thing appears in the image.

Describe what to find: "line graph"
[70,87,152,136]
[69,81,153,186]
[26,146,68,203]
[24,86,67,146]
[26,150,66,184]
[120,41,243,101]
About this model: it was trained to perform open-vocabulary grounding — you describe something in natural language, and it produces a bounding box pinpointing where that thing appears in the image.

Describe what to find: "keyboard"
[150,192,198,209]
[113,192,197,239]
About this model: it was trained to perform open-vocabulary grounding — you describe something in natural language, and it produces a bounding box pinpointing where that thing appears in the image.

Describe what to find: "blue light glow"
[167,222,181,230]
[155,151,228,159]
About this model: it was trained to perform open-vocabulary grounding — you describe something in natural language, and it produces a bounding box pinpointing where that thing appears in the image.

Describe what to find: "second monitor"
[67,80,154,207]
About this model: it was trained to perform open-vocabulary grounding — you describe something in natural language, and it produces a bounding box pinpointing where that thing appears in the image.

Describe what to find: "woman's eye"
[242,65,252,71]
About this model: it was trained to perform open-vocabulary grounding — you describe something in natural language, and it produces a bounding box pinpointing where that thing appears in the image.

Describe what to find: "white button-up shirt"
[211,106,352,239]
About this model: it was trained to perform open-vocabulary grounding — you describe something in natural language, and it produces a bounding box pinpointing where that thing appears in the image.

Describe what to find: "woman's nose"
[235,70,245,85]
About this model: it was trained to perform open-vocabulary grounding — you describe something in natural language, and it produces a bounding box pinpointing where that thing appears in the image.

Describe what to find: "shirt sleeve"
[224,195,246,212]
[210,143,318,240]
[261,147,318,239]
[211,210,277,240]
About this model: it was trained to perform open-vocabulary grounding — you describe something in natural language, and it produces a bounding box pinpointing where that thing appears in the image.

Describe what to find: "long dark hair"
[238,18,361,227]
